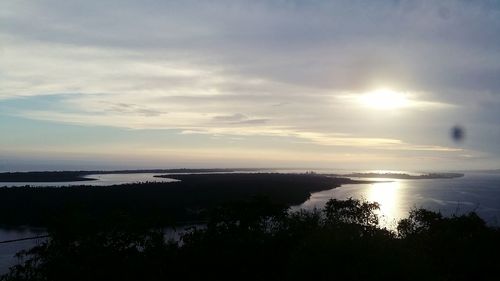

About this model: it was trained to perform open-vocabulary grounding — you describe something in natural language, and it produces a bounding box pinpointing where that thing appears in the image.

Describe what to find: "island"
[337,172,464,179]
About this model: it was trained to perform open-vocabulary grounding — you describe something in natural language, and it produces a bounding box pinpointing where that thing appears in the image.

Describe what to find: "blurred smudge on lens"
[451,125,465,143]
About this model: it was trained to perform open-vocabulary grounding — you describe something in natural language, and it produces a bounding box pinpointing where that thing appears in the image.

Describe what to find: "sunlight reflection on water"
[292,180,406,229]
[366,181,404,229]
[294,173,500,230]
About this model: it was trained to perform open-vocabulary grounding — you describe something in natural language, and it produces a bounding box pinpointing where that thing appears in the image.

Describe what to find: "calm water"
[0,173,178,187]
[0,228,46,274]
[295,172,500,229]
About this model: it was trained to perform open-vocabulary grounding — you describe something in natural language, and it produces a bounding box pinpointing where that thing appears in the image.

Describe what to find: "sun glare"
[359,89,410,110]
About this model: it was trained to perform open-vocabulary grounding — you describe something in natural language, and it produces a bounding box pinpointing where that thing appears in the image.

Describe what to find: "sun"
[358,89,410,110]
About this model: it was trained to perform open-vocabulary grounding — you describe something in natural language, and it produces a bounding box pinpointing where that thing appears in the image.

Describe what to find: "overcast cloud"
[1,0,500,170]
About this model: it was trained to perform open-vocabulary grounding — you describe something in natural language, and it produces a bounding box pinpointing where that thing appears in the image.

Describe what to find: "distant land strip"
[337,172,464,179]
[0,169,465,183]
[0,168,263,182]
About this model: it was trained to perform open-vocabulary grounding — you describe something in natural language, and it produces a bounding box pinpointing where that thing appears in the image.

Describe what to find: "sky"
[1,0,500,171]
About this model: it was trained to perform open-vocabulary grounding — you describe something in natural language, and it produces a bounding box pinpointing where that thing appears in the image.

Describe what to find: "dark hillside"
[0,173,361,226]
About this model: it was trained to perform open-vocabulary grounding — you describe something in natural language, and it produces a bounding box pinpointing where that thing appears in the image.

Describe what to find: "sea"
[294,171,500,229]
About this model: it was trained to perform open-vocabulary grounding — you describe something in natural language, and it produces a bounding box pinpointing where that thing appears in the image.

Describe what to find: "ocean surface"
[294,172,500,229]
[1,171,500,274]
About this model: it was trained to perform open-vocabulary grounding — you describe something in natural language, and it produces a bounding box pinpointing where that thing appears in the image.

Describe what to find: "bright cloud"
[1,0,500,170]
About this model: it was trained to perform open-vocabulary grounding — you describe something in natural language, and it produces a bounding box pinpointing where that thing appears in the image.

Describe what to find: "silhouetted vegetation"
[2,197,498,281]
[0,172,95,183]
[0,173,363,227]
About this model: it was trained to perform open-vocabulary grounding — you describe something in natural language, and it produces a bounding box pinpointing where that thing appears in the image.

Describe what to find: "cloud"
[1,0,500,168]
[2,0,500,97]
[212,113,268,125]
[213,113,248,122]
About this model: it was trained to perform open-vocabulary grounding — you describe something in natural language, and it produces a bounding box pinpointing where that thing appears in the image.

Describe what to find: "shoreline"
[0,173,362,228]
[0,169,464,183]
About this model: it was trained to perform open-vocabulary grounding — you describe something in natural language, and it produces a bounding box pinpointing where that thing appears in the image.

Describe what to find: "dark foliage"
[2,198,499,281]
[0,174,354,226]
[0,172,94,183]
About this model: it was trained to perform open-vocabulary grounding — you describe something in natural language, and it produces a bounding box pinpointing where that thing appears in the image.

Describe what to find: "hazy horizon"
[0,164,489,174]
[2,1,500,171]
